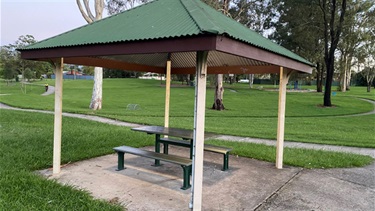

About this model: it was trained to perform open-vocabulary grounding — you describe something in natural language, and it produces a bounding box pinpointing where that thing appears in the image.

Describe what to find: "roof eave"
[20,34,313,74]
[215,36,313,74]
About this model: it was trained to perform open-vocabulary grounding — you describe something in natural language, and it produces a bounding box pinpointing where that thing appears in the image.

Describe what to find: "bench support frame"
[157,138,230,171]
[115,150,191,190]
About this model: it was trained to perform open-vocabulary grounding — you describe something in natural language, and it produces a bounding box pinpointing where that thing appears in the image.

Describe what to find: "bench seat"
[157,138,232,171]
[113,146,192,190]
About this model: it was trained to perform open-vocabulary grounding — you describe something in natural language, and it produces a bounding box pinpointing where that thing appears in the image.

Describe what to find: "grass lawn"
[0,109,154,210]
[1,79,374,147]
[0,109,372,209]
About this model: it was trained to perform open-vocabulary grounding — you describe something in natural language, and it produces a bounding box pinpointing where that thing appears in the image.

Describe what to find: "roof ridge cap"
[180,0,223,34]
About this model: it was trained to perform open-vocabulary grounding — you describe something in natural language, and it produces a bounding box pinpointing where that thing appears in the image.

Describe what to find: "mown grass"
[0,109,154,210]
[1,79,374,148]
[206,140,373,169]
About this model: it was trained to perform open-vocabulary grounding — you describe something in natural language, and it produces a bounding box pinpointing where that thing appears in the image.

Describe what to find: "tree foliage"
[106,0,149,15]
[1,35,52,83]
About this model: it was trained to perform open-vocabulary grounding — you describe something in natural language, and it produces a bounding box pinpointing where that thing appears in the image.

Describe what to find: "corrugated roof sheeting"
[21,0,313,68]
[207,51,269,67]
[23,0,201,49]
[102,54,169,67]
[100,51,269,69]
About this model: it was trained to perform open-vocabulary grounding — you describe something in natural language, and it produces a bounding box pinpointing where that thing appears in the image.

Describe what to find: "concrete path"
[42,85,55,96]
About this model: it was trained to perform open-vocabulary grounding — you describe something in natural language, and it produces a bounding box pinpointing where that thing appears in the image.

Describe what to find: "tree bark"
[324,56,335,106]
[316,62,323,92]
[212,74,225,110]
[320,0,347,106]
[89,67,103,110]
[346,56,352,90]
[76,0,104,110]
[249,74,254,88]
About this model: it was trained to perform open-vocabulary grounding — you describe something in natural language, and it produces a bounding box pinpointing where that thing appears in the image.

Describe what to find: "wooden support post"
[190,51,208,210]
[276,67,290,169]
[53,57,64,174]
[164,60,171,129]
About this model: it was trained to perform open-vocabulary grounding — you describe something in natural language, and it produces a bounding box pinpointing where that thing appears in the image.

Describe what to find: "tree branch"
[76,0,93,23]
[95,0,104,20]
[83,0,96,21]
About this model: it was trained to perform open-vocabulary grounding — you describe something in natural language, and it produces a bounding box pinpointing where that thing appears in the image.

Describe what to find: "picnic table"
[131,126,231,171]
[113,126,232,189]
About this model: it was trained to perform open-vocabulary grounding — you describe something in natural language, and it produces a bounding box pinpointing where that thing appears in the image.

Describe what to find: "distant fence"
[51,75,94,80]
[252,79,340,86]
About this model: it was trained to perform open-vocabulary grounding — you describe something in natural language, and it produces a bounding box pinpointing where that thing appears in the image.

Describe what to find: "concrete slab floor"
[38,146,375,211]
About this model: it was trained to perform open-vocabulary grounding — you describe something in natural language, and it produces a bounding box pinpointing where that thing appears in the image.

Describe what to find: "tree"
[318,0,347,106]
[337,0,374,92]
[77,0,149,110]
[269,0,326,92]
[1,35,50,84]
[204,0,275,110]
[361,67,375,92]
[0,47,17,84]
[203,0,229,110]
[76,0,104,110]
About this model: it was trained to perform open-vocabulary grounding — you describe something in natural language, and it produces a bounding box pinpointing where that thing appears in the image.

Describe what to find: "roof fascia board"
[215,36,313,74]
[64,57,165,73]
[20,35,217,60]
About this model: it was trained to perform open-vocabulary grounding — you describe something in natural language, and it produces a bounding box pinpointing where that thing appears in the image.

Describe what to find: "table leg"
[163,143,169,154]
[116,152,125,171]
[154,134,161,166]
[189,139,193,159]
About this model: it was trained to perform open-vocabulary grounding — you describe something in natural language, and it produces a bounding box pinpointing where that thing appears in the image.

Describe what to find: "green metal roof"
[23,0,313,66]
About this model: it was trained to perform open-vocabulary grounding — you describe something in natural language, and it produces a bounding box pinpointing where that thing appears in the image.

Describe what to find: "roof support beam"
[173,65,280,74]
[63,57,165,73]
[276,67,291,169]
[190,51,208,210]
[53,57,64,174]
[164,59,171,131]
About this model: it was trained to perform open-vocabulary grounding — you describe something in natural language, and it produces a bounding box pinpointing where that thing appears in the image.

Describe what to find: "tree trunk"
[249,74,254,88]
[323,57,334,106]
[340,52,348,92]
[212,74,225,110]
[89,67,103,110]
[316,62,323,92]
[341,68,346,92]
[367,84,371,92]
[321,0,347,106]
[346,56,352,90]
[77,0,104,110]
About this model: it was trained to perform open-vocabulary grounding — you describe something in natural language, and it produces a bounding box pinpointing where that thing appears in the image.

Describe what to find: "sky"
[1,0,105,46]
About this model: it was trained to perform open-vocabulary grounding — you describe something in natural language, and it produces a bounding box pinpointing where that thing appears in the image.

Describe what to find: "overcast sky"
[1,0,102,46]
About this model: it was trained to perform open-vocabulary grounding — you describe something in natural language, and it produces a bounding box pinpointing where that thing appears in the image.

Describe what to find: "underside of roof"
[19,0,314,74]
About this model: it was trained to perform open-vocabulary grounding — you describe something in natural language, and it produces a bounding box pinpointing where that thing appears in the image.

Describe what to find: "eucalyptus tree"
[76,0,149,110]
[76,0,105,110]
[337,0,374,92]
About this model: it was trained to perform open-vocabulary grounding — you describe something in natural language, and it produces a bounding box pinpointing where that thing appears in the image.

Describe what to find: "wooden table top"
[132,126,217,140]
